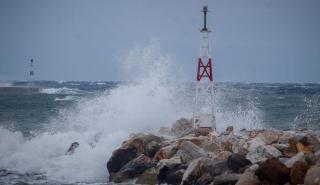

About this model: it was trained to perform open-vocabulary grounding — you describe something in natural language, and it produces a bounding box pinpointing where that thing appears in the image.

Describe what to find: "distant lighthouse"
[193,5,216,130]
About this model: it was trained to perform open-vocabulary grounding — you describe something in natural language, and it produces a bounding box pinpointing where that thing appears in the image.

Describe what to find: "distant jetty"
[0,86,40,94]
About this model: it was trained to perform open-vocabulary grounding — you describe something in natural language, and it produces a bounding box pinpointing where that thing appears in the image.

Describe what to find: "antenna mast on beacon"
[193,5,216,130]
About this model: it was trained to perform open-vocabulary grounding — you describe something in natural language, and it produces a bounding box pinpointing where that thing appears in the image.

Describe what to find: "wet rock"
[111,154,155,183]
[304,166,320,185]
[178,141,206,161]
[65,142,80,155]
[226,126,234,133]
[272,143,290,152]
[181,157,228,185]
[235,169,260,185]
[279,131,295,144]
[227,153,252,173]
[154,144,177,161]
[214,173,241,185]
[246,145,281,163]
[136,168,158,185]
[255,158,290,185]
[257,130,279,144]
[215,151,232,161]
[178,135,210,147]
[107,146,138,173]
[290,161,309,185]
[284,152,305,168]
[171,118,193,136]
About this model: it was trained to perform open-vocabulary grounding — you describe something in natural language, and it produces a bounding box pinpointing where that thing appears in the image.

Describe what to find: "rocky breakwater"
[107,118,320,185]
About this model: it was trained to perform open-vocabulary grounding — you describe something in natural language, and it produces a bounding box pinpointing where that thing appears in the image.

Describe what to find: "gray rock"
[284,152,305,168]
[214,173,241,185]
[111,154,155,183]
[246,145,281,163]
[181,157,228,185]
[178,141,206,160]
[304,166,320,185]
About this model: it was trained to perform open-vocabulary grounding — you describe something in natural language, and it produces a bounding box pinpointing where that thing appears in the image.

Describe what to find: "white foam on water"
[0,40,263,183]
[41,87,84,95]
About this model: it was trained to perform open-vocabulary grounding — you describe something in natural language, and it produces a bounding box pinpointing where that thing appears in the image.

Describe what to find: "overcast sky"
[0,0,319,82]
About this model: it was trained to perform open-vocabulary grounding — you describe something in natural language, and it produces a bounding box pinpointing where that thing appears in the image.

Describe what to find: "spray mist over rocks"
[0,40,263,183]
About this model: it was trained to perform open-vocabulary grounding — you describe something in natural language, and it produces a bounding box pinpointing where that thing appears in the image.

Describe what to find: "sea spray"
[0,41,264,184]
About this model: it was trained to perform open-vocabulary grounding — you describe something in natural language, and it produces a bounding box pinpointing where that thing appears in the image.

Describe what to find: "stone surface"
[195,173,214,185]
[178,141,205,161]
[257,130,279,145]
[227,153,252,172]
[255,158,290,185]
[235,169,259,185]
[136,168,159,185]
[214,173,241,185]
[290,161,309,185]
[171,118,193,136]
[215,151,232,161]
[284,152,305,168]
[296,142,312,154]
[111,154,155,183]
[107,146,138,173]
[181,157,228,185]
[246,145,282,163]
[154,144,177,161]
[304,166,320,185]
[158,165,185,185]
[248,138,265,151]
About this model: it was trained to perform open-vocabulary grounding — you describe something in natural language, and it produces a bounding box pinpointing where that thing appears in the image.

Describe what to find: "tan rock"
[296,142,312,154]
[171,118,193,135]
[154,144,177,161]
[235,169,260,185]
[215,151,232,161]
[257,130,279,144]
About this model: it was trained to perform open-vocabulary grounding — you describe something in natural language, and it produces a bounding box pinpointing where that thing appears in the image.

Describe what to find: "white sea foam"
[41,87,84,95]
[54,96,77,101]
[0,40,263,183]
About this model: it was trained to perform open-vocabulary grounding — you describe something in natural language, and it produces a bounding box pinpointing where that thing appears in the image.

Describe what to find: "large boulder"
[227,153,252,173]
[111,154,155,183]
[107,146,138,174]
[255,158,290,185]
[246,145,281,163]
[171,118,193,136]
[158,163,187,185]
[107,134,163,174]
[304,166,320,185]
[181,157,228,185]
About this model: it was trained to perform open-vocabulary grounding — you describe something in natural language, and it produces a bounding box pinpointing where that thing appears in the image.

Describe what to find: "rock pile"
[107,118,320,185]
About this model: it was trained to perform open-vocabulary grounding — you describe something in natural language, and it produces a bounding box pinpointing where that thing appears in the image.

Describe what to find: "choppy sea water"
[0,80,319,184]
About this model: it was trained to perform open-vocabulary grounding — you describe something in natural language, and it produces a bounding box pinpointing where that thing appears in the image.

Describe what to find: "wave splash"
[0,40,262,183]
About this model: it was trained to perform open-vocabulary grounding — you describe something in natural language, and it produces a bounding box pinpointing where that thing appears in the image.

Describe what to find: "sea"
[0,80,319,184]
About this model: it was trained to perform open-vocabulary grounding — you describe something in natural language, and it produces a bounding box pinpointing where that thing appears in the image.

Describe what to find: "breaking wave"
[0,40,262,183]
